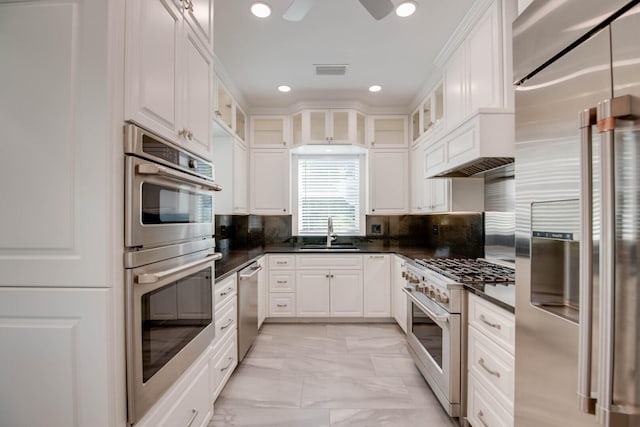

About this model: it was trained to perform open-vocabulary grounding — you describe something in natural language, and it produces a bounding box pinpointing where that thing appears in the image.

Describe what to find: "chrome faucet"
[326,216,337,248]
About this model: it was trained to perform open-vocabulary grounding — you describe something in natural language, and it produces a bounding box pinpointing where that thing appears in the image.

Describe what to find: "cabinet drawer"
[158,364,212,427]
[468,373,513,427]
[468,325,514,409]
[296,255,363,270]
[211,330,238,401]
[468,293,515,354]
[269,255,295,269]
[269,293,296,317]
[214,275,237,310]
[269,271,295,292]
[213,298,237,348]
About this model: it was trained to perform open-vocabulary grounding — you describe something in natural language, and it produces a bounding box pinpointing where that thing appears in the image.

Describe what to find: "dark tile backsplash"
[216,213,483,259]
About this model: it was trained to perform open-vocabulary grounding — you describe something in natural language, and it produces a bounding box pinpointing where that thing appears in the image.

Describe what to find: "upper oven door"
[126,156,219,248]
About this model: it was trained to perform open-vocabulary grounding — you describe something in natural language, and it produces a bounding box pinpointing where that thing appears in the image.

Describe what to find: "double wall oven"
[124,124,222,424]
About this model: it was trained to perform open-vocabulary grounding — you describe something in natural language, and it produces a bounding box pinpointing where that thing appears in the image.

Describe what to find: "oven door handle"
[402,287,450,325]
[137,252,222,284]
[137,163,222,192]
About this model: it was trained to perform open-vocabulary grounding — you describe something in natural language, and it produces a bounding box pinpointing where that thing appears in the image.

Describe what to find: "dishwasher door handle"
[239,264,263,280]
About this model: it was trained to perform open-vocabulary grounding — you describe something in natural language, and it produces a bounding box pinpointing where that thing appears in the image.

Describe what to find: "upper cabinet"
[250,149,290,215]
[300,109,360,145]
[181,0,214,51]
[368,116,408,148]
[213,79,234,131]
[369,149,409,214]
[411,83,444,144]
[125,0,213,160]
[250,116,291,148]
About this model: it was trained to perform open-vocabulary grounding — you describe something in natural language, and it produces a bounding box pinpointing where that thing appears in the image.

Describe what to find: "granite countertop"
[214,243,515,313]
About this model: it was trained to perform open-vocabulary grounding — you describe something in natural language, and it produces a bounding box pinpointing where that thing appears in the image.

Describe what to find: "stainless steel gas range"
[402,258,515,420]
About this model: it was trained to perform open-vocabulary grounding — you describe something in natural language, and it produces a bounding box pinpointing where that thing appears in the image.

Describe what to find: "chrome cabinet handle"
[186,408,198,427]
[276,280,288,284]
[185,0,194,13]
[187,130,193,140]
[220,318,233,330]
[239,265,263,280]
[215,110,222,117]
[219,287,234,297]
[479,314,501,330]
[478,358,501,378]
[137,162,222,191]
[276,304,287,308]
[326,274,330,278]
[276,261,287,265]
[137,253,221,285]
[369,255,385,259]
[477,410,489,427]
[220,357,234,372]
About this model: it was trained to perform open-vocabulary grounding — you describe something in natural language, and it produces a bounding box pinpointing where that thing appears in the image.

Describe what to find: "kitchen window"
[293,154,364,235]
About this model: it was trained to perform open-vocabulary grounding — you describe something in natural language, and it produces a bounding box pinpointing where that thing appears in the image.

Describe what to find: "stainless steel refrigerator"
[513,1,640,426]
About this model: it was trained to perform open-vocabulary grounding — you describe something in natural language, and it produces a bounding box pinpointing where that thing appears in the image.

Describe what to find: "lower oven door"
[126,155,218,248]
[404,288,461,417]
[126,248,217,424]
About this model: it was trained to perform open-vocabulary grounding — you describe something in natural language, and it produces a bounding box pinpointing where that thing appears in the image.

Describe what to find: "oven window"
[412,302,443,369]
[140,267,212,382]
[141,183,212,224]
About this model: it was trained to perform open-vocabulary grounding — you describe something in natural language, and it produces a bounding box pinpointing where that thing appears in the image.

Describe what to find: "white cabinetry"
[369,150,409,214]
[251,116,291,148]
[268,255,296,317]
[301,109,360,144]
[412,83,444,144]
[183,0,214,50]
[213,79,234,131]
[467,293,515,426]
[212,131,248,214]
[125,0,213,160]
[363,254,391,317]
[368,116,408,148]
[296,271,331,316]
[257,256,267,328]
[330,270,365,317]
[392,256,408,333]
[250,149,290,214]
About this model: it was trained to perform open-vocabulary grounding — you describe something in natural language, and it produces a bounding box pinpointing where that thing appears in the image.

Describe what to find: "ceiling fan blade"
[283,0,316,22]
[358,0,394,20]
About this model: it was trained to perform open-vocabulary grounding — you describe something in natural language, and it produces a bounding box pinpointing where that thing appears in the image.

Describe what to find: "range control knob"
[440,294,450,304]
[402,271,407,279]
[428,287,436,297]
[434,291,442,302]
[188,159,198,169]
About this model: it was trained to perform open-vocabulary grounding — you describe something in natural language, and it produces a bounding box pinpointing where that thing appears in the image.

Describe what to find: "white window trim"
[292,153,366,236]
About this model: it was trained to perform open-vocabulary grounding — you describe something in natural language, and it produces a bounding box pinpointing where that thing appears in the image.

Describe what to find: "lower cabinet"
[363,254,391,317]
[296,270,363,317]
[210,330,238,400]
[270,293,296,316]
[159,363,213,427]
[467,293,515,426]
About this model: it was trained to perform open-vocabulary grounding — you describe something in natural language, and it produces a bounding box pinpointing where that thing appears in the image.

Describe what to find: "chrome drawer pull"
[479,358,501,378]
[219,287,234,297]
[186,408,198,427]
[276,304,287,308]
[276,261,287,265]
[479,314,502,330]
[220,357,234,372]
[220,319,233,330]
[276,280,288,284]
[477,410,489,427]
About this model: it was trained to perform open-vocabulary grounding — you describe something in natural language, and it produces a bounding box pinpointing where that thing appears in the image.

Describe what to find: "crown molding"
[248,100,410,116]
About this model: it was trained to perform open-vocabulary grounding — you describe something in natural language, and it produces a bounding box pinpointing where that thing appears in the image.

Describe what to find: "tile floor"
[209,323,459,427]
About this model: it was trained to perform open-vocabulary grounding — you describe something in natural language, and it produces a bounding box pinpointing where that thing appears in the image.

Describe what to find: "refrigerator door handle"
[594,95,640,424]
[578,107,597,415]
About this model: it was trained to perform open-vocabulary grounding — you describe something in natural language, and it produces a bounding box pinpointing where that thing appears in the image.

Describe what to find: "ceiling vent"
[314,64,348,76]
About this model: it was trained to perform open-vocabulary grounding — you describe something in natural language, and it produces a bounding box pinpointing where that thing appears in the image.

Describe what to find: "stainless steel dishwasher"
[237,262,261,361]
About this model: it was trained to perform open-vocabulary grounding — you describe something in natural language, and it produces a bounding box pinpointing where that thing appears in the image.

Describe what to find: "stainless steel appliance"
[403,258,515,419]
[125,239,221,424]
[237,262,262,361]
[125,124,221,249]
[513,1,640,425]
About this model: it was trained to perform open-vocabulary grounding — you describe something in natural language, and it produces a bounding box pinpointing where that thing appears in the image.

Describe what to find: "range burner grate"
[416,258,515,284]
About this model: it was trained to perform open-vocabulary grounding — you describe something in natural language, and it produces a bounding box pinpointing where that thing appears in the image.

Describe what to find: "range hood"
[433,157,514,177]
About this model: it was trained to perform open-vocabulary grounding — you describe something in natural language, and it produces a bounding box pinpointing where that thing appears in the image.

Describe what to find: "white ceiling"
[214,0,474,111]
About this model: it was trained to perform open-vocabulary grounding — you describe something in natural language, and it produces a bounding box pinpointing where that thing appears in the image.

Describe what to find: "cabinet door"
[0,288,112,427]
[330,270,363,317]
[330,110,351,143]
[370,116,407,148]
[363,255,391,317]
[468,1,502,113]
[370,150,409,214]
[296,271,330,316]
[426,178,450,213]
[183,25,212,159]
[305,110,329,143]
[235,106,246,141]
[410,142,425,213]
[125,0,182,143]
[183,0,214,50]
[392,256,407,333]
[250,149,290,214]
[215,80,234,130]
[233,140,248,213]
[251,116,289,148]
[444,45,467,131]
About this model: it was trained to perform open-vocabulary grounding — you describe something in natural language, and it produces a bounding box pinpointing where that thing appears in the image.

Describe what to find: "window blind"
[297,156,361,235]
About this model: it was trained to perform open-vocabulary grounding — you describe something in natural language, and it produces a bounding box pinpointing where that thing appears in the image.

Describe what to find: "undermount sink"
[299,244,360,251]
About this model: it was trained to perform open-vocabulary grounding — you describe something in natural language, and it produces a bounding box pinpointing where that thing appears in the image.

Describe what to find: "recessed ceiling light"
[395,1,417,17]
[278,85,291,93]
[369,85,382,93]
[250,2,271,18]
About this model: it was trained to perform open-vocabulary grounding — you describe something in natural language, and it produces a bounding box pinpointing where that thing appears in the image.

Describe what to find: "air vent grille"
[314,64,348,76]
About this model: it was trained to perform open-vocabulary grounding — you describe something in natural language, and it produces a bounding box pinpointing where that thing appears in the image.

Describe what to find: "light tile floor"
[210,323,459,427]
